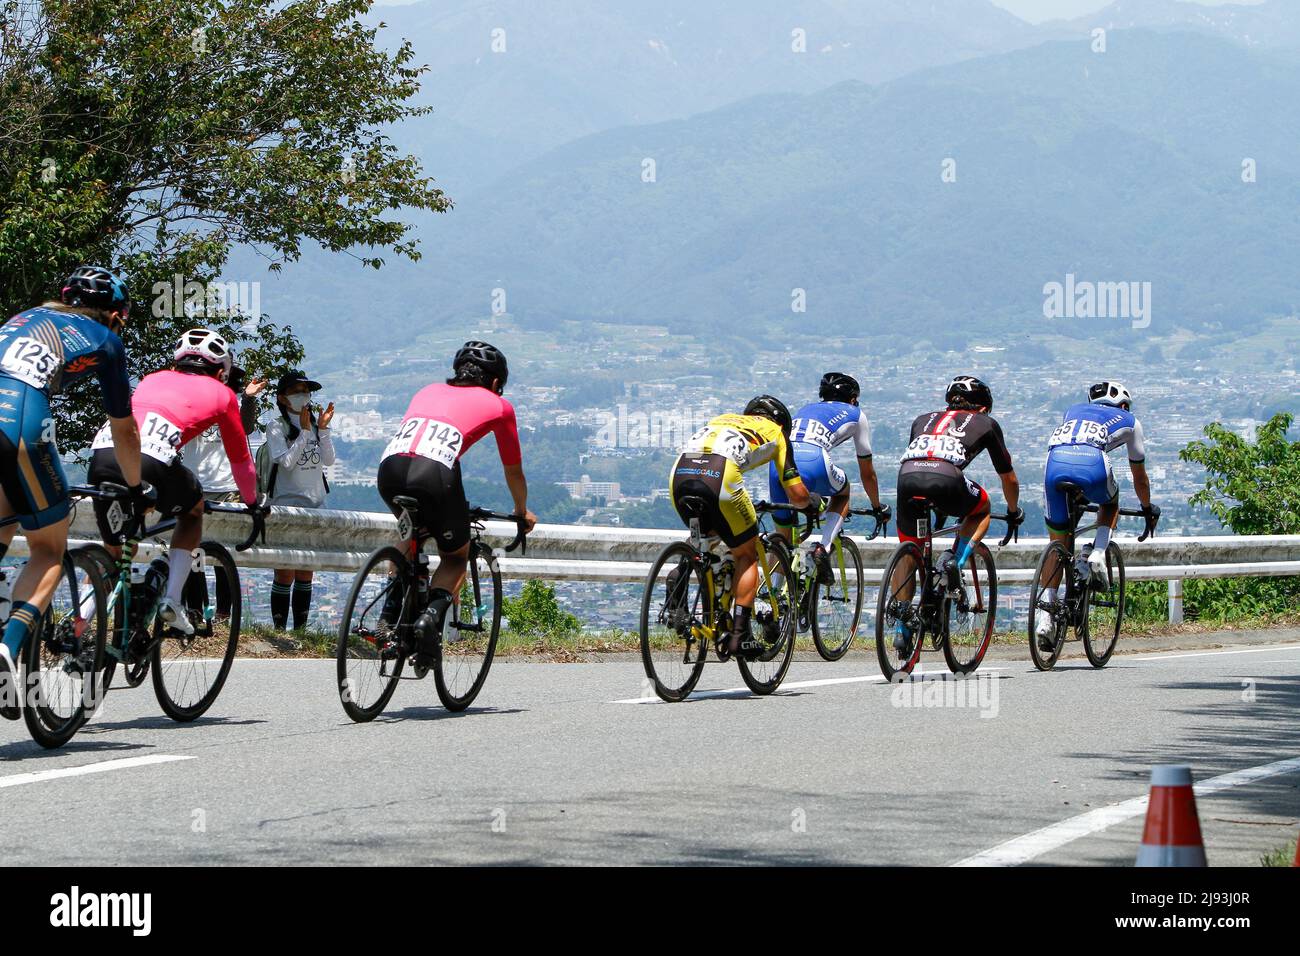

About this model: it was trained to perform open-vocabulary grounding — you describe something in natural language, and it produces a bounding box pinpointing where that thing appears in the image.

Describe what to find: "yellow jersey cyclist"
[669,396,819,658]
[768,372,889,583]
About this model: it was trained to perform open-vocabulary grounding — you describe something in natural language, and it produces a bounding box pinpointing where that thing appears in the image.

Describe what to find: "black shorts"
[87,448,203,543]
[896,462,988,544]
[377,454,470,552]
[669,453,758,549]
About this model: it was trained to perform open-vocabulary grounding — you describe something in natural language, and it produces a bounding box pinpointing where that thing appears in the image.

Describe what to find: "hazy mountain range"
[230,1,1300,365]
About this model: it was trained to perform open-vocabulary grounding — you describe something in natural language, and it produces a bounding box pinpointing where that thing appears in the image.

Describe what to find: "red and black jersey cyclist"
[893,376,1024,651]
[378,341,537,665]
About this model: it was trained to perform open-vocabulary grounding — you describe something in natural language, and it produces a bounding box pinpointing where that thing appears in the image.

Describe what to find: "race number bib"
[91,421,114,450]
[0,337,59,389]
[792,418,832,449]
[901,433,968,467]
[381,417,463,468]
[1049,418,1109,449]
[139,411,184,464]
[686,425,748,466]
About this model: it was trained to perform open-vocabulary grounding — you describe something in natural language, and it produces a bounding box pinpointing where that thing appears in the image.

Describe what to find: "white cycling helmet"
[174,328,233,379]
[1088,381,1132,408]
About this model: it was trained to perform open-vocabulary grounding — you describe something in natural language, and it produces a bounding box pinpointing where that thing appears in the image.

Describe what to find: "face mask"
[285,394,310,413]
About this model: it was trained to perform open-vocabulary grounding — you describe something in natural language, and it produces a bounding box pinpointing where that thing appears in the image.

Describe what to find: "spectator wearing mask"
[262,371,335,631]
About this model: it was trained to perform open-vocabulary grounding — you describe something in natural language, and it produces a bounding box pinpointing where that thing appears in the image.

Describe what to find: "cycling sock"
[819,512,844,550]
[291,580,313,629]
[270,581,291,628]
[1093,525,1112,554]
[214,567,232,615]
[954,536,974,568]
[165,549,192,604]
[3,601,40,655]
[1049,585,1061,602]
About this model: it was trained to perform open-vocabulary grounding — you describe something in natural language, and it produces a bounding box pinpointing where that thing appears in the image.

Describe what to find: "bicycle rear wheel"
[810,535,864,661]
[942,543,996,674]
[74,543,129,689]
[1028,543,1070,671]
[151,541,240,721]
[21,550,107,749]
[1082,542,1125,668]
[737,536,796,695]
[639,542,709,702]
[434,542,501,711]
[875,543,925,680]
[337,546,410,721]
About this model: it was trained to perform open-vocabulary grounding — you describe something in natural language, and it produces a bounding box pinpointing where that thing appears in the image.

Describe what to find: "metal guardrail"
[4,504,1296,624]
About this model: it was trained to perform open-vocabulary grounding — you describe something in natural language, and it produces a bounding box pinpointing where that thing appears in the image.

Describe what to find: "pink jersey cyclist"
[382,382,521,470]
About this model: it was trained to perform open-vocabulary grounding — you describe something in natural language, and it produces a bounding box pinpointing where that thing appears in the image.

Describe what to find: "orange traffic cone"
[1135,765,1207,867]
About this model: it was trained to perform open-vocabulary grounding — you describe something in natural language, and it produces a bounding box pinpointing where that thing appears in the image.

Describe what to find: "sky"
[988,0,1265,23]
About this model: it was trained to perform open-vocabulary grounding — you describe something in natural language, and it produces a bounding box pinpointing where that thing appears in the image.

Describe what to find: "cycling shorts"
[1043,445,1118,532]
[896,462,988,544]
[670,452,757,549]
[768,443,846,526]
[0,381,71,530]
[377,453,470,552]
[87,447,204,543]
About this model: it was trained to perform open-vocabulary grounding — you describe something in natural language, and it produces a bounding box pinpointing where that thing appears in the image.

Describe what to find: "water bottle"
[142,557,169,610]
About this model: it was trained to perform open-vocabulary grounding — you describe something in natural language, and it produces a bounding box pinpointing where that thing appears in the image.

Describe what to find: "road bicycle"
[75,483,266,722]
[336,500,527,721]
[638,498,802,702]
[787,505,890,661]
[1028,486,1158,670]
[875,497,1018,680]
[0,510,106,749]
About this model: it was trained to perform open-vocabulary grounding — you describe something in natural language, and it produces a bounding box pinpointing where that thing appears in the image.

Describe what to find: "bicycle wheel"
[337,546,411,721]
[639,542,709,702]
[151,541,240,721]
[73,544,135,690]
[875,543,925,680]
[434,542,501,711]
[1028,543,1070,671]
[942,542,996,674]
[21,550,107,749]
[738,536,796,695]
[1082,542,1125,668]
[810,535,864,661]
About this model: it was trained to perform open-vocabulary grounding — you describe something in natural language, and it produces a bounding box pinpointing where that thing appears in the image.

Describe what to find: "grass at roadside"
[1260,839,1297,867]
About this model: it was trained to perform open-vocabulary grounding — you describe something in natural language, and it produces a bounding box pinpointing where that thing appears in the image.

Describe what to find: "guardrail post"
[1168,578,1184,625]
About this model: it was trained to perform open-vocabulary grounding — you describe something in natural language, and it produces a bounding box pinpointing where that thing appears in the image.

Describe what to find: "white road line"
[1123,644,1300,664]
[953,754,1300,867]
[0,754,194,789]
[612,667,1006,704]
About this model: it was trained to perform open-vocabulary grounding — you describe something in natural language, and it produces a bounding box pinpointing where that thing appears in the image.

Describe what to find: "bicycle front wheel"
[875,543,925,681]
[1082,543,1125,668]
[337,546,410,721]
[434,542,501,711]
[152,540,240,721]
[942,542,996,674]
[737,536,796,695]
[21,550,107,749]
[1028,543,1070,672]
[810,535,864,661]
[639,542,709,702]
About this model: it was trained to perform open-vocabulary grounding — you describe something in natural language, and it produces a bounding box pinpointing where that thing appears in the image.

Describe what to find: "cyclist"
[670,396,819,658]
[377,341,536,665]
[768,372,888,582]
[87,329,262,637]
[0,266,144,719]
[1035,381,1158,649]
[893,376,1023,653]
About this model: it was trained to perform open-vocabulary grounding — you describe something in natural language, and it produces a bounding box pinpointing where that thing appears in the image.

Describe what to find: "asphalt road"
[2,630,1298,866]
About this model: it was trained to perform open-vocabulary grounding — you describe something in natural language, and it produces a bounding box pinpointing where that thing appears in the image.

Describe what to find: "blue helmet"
[60,265,131,319]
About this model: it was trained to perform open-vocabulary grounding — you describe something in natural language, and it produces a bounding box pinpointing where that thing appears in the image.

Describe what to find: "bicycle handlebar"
[754,500,817,539]
[1081,503,1161,542]
[848,506,891,541]
[469,508,529,555]
[72,483,269,552]
[991,512,1022,547]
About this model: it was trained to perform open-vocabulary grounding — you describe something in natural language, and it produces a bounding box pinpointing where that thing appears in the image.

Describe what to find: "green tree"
[0,0,449,446]
[1181,414,1300,534]
[501,580,582,639]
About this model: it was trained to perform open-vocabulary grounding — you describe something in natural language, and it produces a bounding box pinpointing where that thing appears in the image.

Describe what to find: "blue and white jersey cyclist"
[0,266,145,719]
[768,372,887,582]
[1037,381,1159,648]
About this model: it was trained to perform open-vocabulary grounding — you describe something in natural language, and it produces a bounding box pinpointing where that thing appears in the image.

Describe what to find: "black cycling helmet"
[61,265,131,324]
[946,375,993,411]
[744,395,793,436]
[453,340,509,394]
[819,372,860,405]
